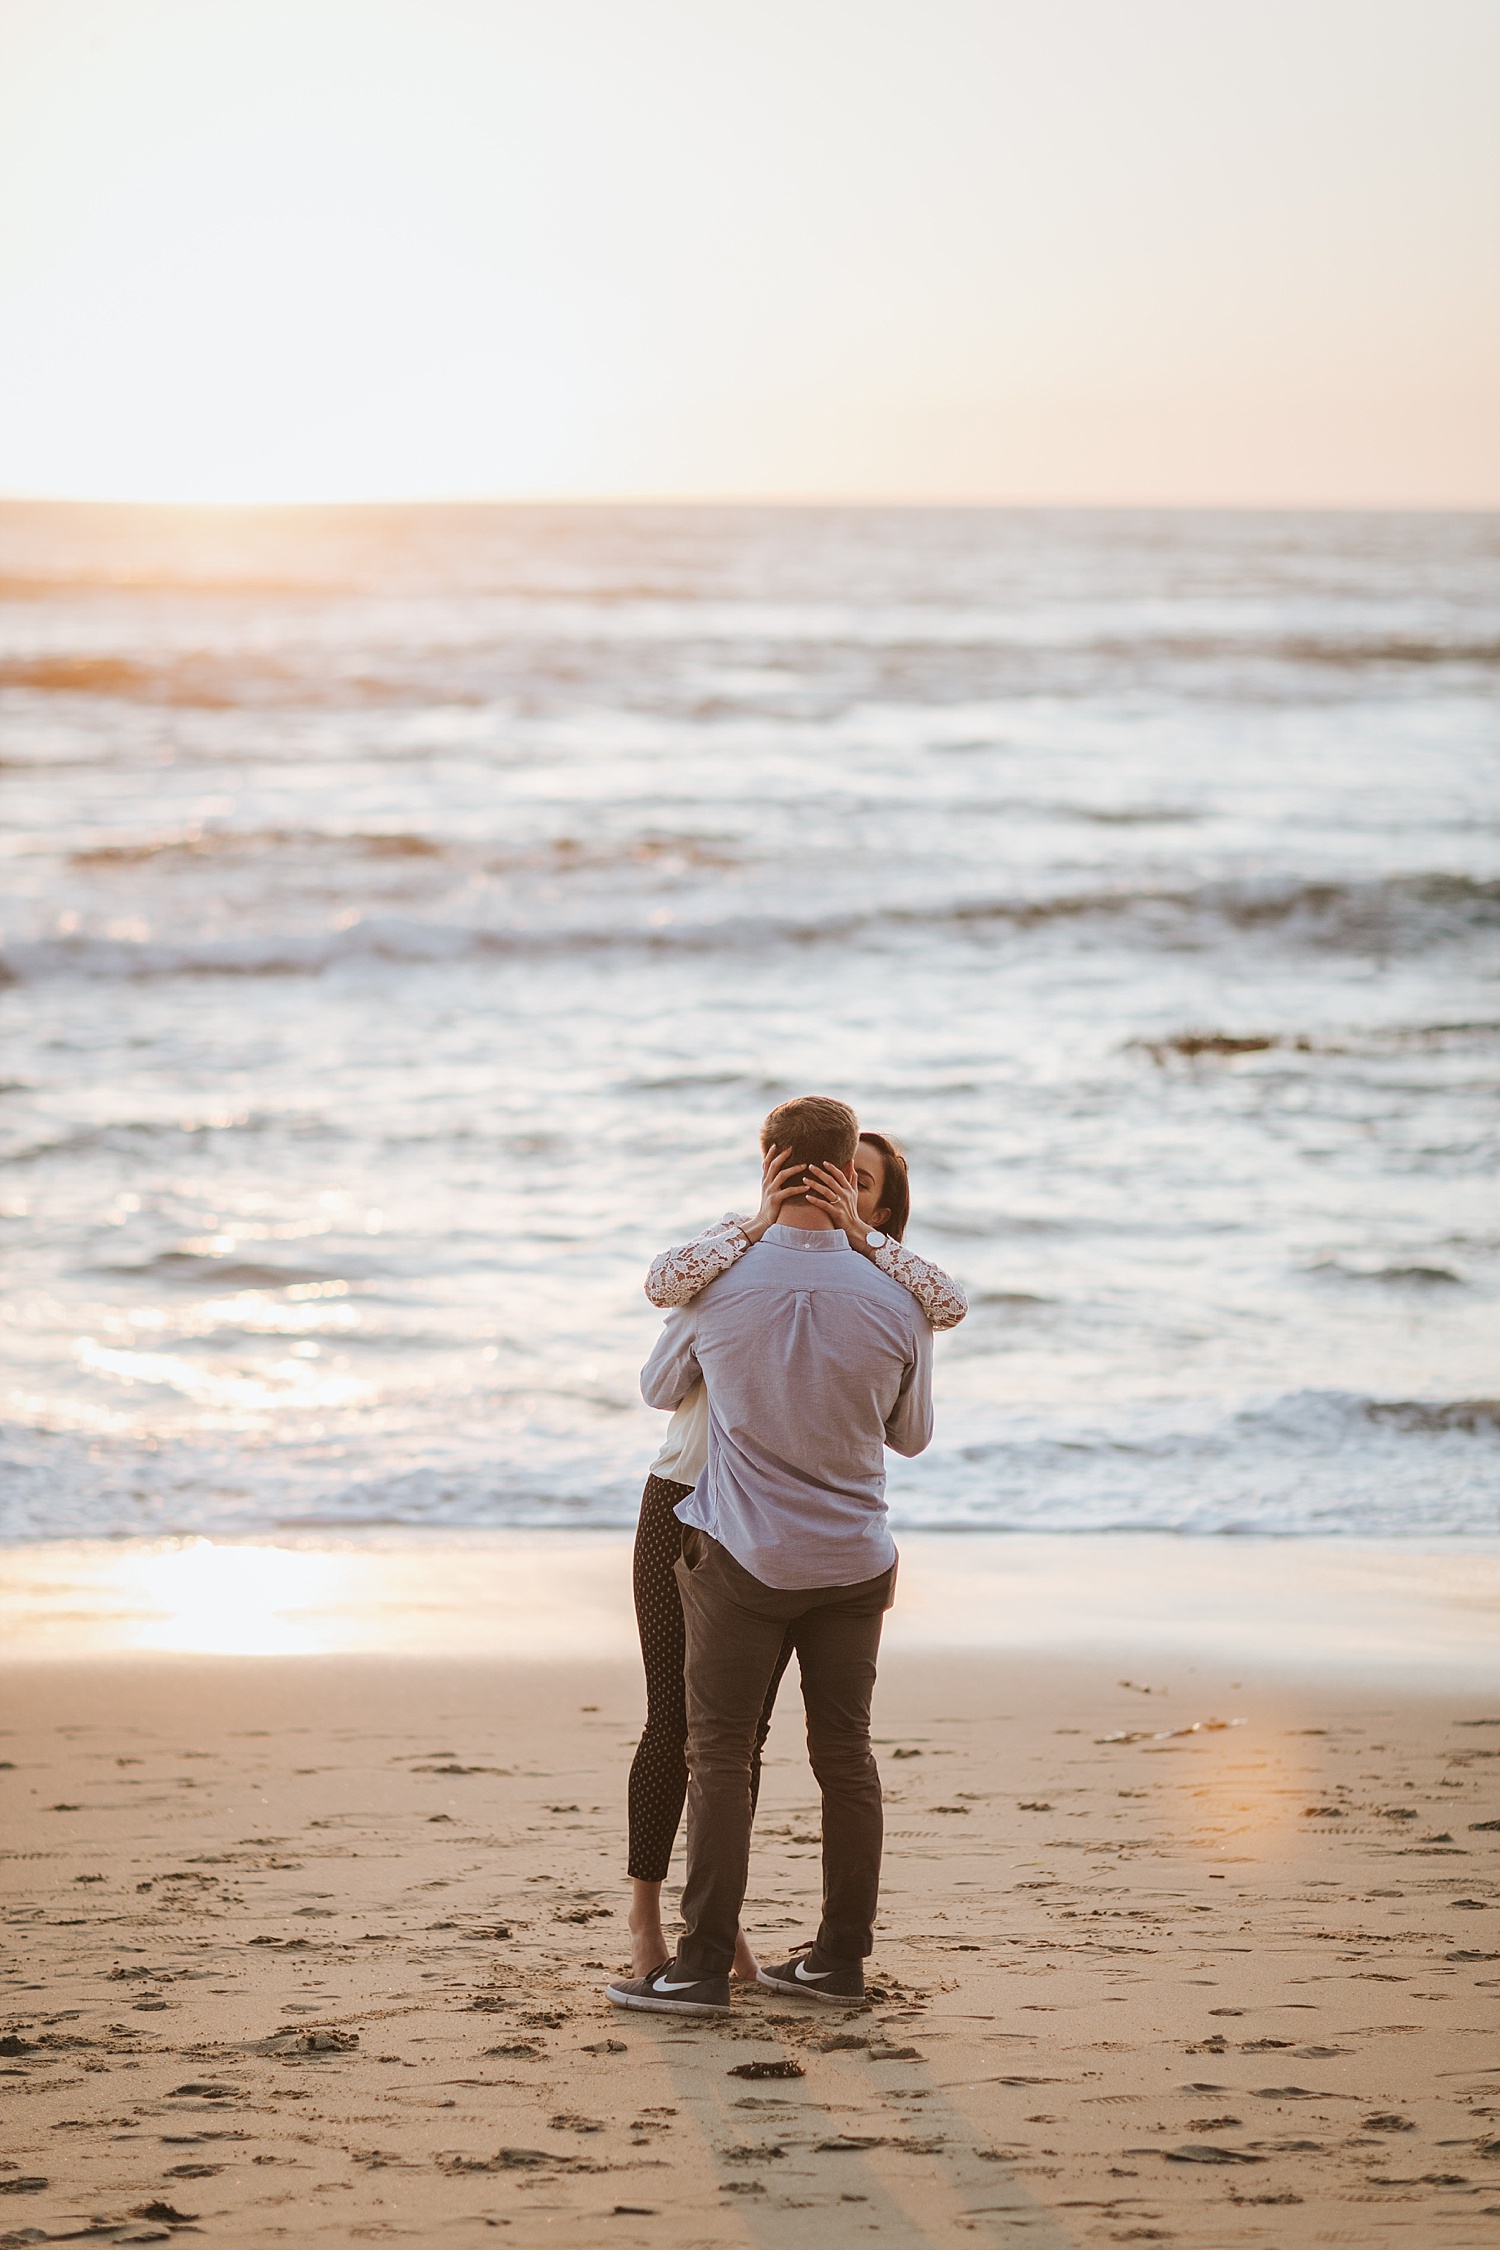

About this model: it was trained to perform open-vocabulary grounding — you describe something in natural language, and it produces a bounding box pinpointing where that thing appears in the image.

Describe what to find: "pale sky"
[0,0,1496,505]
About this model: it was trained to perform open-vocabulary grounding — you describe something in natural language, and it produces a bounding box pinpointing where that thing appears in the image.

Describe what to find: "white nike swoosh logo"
[653,1976,700,1992]
[793,1961,832,1981]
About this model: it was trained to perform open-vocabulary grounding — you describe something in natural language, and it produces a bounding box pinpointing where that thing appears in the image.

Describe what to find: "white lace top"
[645,1214,967,1485]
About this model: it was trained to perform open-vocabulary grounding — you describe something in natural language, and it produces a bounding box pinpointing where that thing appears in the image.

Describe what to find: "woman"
[626,1130,967,1979]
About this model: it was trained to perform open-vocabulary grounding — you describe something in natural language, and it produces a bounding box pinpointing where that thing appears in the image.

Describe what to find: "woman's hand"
[803,1161,870,1250]
[739,1144,806,1244]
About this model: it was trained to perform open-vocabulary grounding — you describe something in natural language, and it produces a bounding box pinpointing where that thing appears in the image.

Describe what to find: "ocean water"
[1,502,1496,1543]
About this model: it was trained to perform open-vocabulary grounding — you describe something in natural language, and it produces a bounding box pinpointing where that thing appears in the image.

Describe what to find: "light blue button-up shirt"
[640,1223,934,1590]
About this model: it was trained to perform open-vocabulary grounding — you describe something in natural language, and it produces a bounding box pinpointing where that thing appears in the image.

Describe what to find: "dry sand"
[2,1540,1499,2246]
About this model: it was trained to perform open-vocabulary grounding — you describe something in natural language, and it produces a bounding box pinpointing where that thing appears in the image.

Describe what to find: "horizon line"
[2,490,1499,516]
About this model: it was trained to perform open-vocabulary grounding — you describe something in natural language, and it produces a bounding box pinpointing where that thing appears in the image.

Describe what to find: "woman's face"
[852,1142,891,1229]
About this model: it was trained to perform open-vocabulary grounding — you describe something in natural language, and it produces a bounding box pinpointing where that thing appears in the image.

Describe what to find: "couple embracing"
[606,1095,967,2018]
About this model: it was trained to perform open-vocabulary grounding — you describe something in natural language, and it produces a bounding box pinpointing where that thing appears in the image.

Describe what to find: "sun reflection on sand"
[120,1539,348,1655]
[0,1534,643,1661]
[0,1534,1496,1674]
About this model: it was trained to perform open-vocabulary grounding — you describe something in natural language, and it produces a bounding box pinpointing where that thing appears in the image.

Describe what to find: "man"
[608,1095,934,2017]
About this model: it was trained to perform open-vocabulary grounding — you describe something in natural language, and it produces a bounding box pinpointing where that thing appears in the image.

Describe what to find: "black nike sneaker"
[605,1960,731,2016]
[755,1943,865,2004]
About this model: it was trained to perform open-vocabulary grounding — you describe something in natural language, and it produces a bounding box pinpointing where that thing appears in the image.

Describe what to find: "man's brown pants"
[673,1527,895,1978]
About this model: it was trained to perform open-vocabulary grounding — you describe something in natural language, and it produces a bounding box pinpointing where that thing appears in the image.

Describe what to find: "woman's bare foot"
[629,1929,669,1977]
[627,1877,669,1979]
[627,1877,757,1981]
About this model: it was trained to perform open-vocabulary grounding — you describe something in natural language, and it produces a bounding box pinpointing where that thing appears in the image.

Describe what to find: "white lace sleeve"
[872,1240,968,1330]
[645,1215,753,1308]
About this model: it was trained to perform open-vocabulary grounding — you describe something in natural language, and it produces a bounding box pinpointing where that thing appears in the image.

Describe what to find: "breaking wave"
[2,1389,1495,1542]
[5,872,1496,984]
[5,628,1500,707]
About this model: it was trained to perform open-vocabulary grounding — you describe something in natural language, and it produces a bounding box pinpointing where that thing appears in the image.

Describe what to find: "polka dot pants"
[627,1475,793,1881]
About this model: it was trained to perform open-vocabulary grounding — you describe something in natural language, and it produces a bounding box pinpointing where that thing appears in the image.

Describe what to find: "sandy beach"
[3,1535,1499,2246]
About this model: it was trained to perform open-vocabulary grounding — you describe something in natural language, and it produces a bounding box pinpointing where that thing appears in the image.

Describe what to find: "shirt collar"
[763,1224,849,1252]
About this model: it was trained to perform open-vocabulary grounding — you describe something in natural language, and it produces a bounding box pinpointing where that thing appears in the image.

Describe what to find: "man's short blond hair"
[760,1095,859,1171]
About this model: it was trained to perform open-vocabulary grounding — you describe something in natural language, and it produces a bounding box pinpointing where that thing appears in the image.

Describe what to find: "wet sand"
[2,1539,1499,2246]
